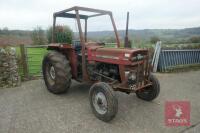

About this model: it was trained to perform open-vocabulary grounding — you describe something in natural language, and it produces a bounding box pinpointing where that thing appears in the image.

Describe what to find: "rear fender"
[47,43,78,79]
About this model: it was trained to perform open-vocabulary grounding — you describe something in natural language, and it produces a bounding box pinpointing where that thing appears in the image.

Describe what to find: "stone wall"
[0,47,20,88]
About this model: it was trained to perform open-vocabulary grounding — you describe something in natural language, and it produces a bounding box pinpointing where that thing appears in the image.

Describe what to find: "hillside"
[86,27,200,43]
[0,30,32,45]
[1,27,200,45]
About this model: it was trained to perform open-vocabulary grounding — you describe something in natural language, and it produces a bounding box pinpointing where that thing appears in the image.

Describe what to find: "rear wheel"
[136,74,160,101]
[42,51,72,94]
[89,82,118,122]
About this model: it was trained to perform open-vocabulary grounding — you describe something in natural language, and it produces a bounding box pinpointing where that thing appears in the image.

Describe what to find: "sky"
[0,0,200,31]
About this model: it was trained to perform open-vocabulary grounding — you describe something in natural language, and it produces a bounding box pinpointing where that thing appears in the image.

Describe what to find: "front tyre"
[42,51,72,94]
[89,82,118,122]
[136,74,160,101]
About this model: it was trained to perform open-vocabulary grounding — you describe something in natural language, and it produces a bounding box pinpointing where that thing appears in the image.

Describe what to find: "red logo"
[165,101,190,126]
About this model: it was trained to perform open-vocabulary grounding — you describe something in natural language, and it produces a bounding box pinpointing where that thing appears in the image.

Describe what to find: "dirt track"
[0,71,200,133]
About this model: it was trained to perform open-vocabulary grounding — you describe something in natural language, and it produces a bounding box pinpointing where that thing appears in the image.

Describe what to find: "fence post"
[20,44,29,79]
[152,41,162,72]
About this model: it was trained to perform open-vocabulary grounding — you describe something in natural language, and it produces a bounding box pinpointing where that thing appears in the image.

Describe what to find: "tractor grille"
[130,55,149,84]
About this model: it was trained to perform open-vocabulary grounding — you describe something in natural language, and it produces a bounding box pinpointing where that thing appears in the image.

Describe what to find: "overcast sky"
[0,0,200,31]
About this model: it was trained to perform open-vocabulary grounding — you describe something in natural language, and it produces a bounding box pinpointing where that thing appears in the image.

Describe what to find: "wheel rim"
[49,66,56,80]
[45,63,55,86]
[93,92,108,115]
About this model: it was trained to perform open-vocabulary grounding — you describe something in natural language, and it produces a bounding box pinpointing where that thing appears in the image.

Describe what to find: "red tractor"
[42,6,160,122]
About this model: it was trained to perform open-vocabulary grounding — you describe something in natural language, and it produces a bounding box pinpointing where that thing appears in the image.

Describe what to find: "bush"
[31,27,46,45]
[189,36,200,43]
[47,26,73,44]
[0,27,9,35]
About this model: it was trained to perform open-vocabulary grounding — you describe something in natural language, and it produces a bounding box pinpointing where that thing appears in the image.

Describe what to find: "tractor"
[42,6,160,122]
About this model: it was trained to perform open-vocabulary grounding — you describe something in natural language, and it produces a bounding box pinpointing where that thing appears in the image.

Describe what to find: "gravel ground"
[0,71,200,133]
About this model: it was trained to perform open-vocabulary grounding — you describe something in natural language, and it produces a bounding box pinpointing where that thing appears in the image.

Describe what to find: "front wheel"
[136,74,160,101]
[89,82,118,122]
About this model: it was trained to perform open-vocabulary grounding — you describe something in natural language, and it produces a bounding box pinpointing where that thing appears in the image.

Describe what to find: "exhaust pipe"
[124,12,130,48]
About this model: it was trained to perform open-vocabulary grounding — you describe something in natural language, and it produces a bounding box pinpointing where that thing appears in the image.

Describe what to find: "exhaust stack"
[124,12,130,48]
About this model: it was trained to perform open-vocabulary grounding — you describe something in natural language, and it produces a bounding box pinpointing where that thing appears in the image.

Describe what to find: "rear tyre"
[42,51,71,94]
[89,82,118,122]
[136,74,160,101]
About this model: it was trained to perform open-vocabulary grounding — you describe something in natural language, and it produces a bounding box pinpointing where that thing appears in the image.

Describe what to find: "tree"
[189,36,200,43]
[31,26,46,45]
[150,36,160,44]
[47,25,73,44]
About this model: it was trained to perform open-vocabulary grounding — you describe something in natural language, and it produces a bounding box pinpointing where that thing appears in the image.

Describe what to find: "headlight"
[124,53,130,58]
[127,72,137,85]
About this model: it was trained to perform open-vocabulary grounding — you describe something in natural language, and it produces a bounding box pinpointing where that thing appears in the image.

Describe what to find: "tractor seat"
[72,40,81,53]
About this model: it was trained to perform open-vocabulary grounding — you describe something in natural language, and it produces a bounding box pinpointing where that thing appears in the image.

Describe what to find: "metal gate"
[158,49,200,72]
